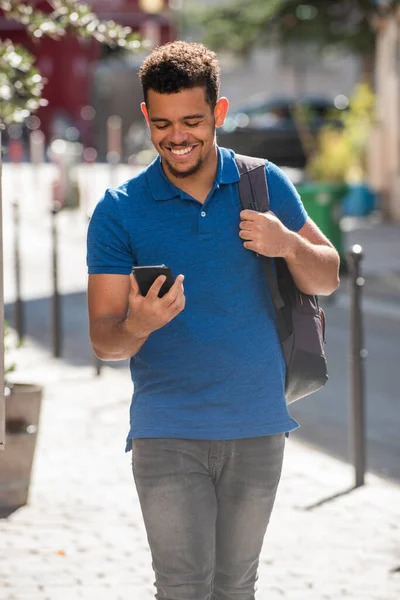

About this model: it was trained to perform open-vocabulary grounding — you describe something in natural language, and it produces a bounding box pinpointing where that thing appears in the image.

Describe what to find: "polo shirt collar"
[147,147,240,201]
[146,155,179,201]
[217,146,240,185]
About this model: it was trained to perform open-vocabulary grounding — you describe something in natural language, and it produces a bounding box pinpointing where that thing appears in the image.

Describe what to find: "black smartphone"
[132,265,175,298]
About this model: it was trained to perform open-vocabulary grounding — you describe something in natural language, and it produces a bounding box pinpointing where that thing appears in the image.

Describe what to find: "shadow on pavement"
[300,485,357,511]
[5,292,128,371]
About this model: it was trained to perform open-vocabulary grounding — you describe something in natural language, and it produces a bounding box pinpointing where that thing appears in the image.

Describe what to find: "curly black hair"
[139,41,220,109]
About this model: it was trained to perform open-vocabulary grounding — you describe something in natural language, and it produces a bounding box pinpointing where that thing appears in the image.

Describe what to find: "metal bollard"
[107,115,122,189]
[347,244,367,487]
[94,354,102,377]
[12,199,24,343]
[51,202,62,358]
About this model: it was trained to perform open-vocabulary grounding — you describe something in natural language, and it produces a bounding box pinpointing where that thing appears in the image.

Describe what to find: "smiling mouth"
[167,145,197,157]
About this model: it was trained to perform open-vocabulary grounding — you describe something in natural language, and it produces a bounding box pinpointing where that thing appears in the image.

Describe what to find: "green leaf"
[0,0,145,124]
[188,0,398,57]
[0,40,45,124]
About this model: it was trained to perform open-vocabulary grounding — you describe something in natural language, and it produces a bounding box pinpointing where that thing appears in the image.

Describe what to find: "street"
[3,163,400,482]
[2,8,400,598]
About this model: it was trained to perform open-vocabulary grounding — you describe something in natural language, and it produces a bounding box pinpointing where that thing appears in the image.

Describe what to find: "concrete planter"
[0,383,43,510]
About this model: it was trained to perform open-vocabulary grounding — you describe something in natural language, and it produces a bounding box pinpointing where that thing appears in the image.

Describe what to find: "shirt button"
[201,211,206,217]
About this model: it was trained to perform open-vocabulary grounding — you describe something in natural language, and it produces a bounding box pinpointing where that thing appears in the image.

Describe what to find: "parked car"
[217,94,348,168]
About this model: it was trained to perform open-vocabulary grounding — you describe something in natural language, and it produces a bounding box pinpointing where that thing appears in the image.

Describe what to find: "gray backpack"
[236,154,328,404]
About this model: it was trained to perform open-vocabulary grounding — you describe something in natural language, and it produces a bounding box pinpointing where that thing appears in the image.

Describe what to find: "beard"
[163,154,204,179]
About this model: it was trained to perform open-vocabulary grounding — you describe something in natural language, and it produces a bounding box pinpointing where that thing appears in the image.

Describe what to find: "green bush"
[306,83,375,183]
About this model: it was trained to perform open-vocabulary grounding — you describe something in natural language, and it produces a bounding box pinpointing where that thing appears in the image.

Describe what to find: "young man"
[87,41,339,600]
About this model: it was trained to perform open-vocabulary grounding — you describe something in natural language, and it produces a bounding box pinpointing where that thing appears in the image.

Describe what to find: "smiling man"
[141,89,221,179]
[86,41,339,600]
[140,71,229,203]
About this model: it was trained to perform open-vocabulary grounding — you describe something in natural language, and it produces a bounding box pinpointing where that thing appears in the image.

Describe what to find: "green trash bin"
[296,181,347,262]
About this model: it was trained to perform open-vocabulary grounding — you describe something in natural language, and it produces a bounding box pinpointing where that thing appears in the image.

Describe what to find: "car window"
[246,104,293,129]
[222,99,344,132]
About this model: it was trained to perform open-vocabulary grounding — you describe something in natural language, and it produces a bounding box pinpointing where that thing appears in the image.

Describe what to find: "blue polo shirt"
[87,147,307,450]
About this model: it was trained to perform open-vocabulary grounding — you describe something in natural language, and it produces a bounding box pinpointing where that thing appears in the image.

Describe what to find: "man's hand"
[239,209,293,259]
[239,211,340,296]
[126,272,186,339]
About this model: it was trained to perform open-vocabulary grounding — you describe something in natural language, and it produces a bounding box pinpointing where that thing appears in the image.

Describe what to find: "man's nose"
[168,125,189,145]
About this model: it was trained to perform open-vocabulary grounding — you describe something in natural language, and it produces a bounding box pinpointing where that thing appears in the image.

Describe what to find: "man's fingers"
[240,209,258,221]
[130,273,140,296]
[240,209,274,221]
[239,229,253,240]
[239,220,253,230]
[162,274,185,306]
[147,275,167,299]
[147,273,185,301]
[243,240,257,252]
[168,290,186,314]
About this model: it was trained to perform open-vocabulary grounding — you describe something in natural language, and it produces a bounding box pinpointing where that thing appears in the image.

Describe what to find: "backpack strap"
[235,154,285,313]
[236,154,270,212]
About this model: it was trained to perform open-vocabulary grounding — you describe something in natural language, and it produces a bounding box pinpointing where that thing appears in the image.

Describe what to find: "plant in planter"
[0,323,43,512]
[307,83,375,186]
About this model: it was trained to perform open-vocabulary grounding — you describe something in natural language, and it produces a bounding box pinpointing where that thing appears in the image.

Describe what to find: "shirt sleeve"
[266,161,308,232]
[86,189,134,275]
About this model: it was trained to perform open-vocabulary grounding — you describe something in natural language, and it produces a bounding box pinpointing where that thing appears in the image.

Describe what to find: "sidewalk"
[1,340,399,600]
[342,217,400,304]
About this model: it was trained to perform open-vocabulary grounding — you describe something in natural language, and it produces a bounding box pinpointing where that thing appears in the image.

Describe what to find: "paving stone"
[2,348,400,599]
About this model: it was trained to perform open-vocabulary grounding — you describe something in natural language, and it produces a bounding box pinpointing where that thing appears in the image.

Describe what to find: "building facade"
[0,0,174,148]
[369,5,400,221]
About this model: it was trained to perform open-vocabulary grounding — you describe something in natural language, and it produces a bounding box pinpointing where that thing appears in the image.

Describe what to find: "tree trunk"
[0,125,5,449]
[360,53,375,87]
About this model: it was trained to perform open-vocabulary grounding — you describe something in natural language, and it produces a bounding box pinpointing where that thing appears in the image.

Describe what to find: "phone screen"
[132,265,174,298]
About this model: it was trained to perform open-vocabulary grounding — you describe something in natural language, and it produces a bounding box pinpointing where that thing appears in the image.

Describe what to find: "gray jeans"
[131,435,285,600]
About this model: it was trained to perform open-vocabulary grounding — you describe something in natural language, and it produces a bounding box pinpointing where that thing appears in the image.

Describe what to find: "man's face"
[141,87,228,179]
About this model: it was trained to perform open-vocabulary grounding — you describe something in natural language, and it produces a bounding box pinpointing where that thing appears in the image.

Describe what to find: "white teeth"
[170,146,193,156]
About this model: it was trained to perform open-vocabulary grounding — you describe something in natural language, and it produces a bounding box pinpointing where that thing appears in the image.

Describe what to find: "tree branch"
[0,0,143,50]
[0,0,146,124]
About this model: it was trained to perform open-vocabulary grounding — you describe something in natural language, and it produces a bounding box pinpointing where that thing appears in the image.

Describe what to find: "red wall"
[0,0,174,145]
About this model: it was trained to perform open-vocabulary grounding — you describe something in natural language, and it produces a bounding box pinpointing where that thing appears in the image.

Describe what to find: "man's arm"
[282,217,340,296]
[88,272,185,361]
[239,211,340,296]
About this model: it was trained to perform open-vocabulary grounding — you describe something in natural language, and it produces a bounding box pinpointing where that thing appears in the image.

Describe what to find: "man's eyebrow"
[183,114,205,120]
[150,114,205,123]
[150,117,170,123]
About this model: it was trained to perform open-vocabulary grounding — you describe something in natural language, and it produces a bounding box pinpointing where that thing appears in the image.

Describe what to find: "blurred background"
[1,0,400,486]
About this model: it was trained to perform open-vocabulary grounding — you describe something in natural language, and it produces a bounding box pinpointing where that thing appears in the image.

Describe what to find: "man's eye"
[185,122,201,128]
[155,124,169,130]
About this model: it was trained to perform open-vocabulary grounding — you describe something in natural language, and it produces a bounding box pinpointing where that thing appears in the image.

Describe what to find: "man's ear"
[214,97,229,127]
[141,102,150,127]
